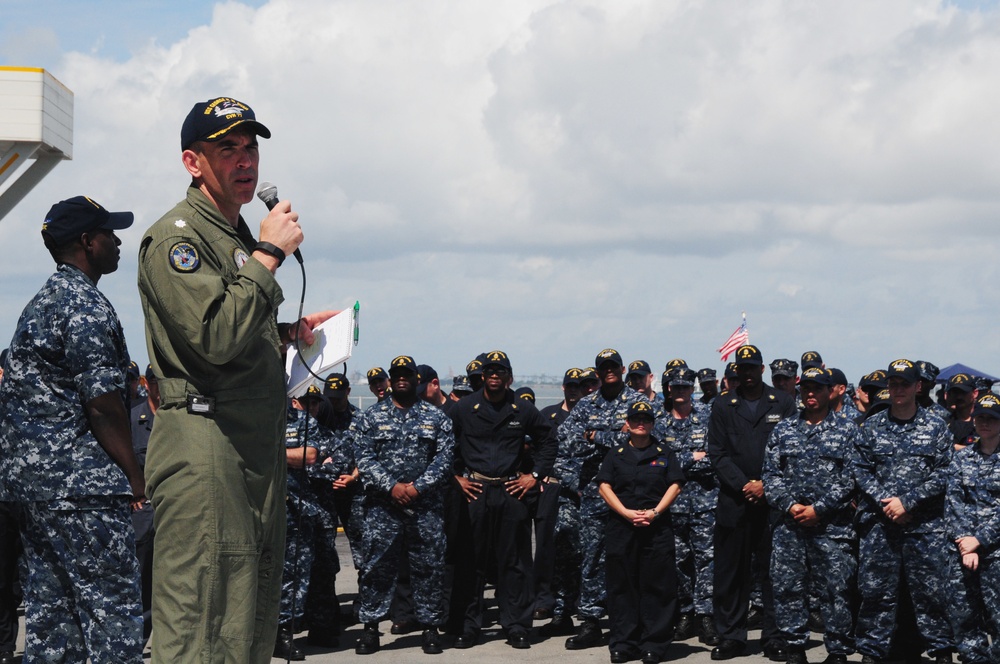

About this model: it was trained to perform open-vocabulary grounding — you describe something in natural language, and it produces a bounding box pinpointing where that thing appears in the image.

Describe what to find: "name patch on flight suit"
[169,242,200,272]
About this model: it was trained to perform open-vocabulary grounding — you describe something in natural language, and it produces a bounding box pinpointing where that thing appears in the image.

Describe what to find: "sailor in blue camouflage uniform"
[313,372,363,634]
[763,367,859,664]
[654,367,719,646]
[557,348,648,650]
[853,359,967,664]
[626,360,663,406]
[698,368,720,406]
[944,393,1000,664]
[917,361,951,422]
[537,369,586,637]
[352,356,455,655]
[275,386,339,660]
[770,359,799,400]
[0,196,144,663]
[828,368,860,421]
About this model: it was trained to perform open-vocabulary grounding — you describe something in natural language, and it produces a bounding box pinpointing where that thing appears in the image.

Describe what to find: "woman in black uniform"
[596,400,685,664]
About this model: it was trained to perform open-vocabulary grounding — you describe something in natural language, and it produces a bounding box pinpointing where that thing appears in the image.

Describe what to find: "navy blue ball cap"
[627,400,656,419]
[734,345,763,366]
[799,367,832,386]
[946,373,976,393]
[388,355,418,375]
[697,368,717,382]
[366,367,388,382]
[595,348,623,368]
[973,393,1000,419]
[886,358,919,384]
[181,97,271,151]
[626,360,652,378]
[563,368,584,386]
[828,368,848,386]
[324,372,350,396]
[800,351,823,369]
[416,364,438,393]
[483,350,512,371]
[42,196,133,245]
[515,386,535,403]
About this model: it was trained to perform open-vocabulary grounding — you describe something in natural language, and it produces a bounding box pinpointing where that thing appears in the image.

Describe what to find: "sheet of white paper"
[285,306,356,397]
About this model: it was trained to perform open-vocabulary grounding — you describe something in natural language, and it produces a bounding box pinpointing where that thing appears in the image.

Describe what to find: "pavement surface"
[8,535,876,663]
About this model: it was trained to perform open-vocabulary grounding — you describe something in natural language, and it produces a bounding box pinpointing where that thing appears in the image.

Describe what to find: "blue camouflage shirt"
[763,410,859,538]
[853,407,952,533]
[556,385,648,497]
[352,398,455,501]
[946,443,1000,560]
[654,401,717,514]
[285,407,335,519]
[0,263,131,501]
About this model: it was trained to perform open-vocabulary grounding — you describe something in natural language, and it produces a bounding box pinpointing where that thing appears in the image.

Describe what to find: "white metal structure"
[0,67,73,222]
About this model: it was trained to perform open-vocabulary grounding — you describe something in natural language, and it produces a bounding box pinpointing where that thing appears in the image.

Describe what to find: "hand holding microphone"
[255,182,303,268]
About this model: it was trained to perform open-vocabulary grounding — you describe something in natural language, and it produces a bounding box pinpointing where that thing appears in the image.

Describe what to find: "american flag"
[717,315,749,362]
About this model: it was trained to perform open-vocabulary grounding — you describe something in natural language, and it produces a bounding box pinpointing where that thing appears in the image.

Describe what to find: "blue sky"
[3,0,1000,389]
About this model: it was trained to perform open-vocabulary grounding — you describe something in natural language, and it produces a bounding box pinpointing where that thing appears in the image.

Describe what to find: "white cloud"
[3,0,1000,386]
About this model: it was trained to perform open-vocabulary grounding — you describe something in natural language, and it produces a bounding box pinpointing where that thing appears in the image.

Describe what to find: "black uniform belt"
[468,471,519,485]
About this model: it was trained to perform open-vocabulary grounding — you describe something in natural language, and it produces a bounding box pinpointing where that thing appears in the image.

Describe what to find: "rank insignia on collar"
[169,242,200,272]
[233,248,249,268]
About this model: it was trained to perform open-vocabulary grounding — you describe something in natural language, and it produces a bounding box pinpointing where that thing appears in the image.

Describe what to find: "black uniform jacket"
[707,385,796,527]
[452,389,555,478]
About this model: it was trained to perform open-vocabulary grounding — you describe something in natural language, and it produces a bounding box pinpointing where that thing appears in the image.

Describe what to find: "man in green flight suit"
[137,97,333,663]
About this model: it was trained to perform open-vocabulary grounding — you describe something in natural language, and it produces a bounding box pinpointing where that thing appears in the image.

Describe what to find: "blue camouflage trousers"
[856,524,959,658]
[672,508,714,616]
[771,525,855,655]
[19,497,142,664]
[358,500,445,626]
[578,494,609,620]
[950,555,996,663]
[279,508,340,629]
[551,494,581,618]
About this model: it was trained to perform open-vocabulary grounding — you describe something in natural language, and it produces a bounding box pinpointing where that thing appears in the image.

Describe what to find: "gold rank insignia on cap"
[891,359,914,370]
[486,350,508,362]
[169,242,200,272]
[391,355,414,367]
[978,394,1000,408]
[598,349,618,358]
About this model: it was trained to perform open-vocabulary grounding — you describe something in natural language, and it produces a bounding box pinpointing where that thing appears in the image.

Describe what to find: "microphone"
[256,181,303,264]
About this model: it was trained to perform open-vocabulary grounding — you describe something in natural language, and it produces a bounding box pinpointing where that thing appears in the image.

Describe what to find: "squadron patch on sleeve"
[233,248,249,268]
[169,242,200,272]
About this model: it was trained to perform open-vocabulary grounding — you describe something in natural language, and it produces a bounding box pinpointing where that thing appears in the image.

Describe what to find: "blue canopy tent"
[935,363,1000,384]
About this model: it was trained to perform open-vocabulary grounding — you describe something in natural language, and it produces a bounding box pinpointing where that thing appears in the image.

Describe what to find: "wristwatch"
[530,471,541,481]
